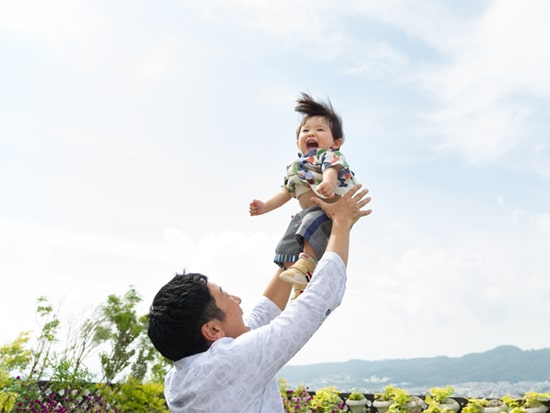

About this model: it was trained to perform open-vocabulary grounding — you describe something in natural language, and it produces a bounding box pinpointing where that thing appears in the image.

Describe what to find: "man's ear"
[331,138,343,150]
[201,320,224,342]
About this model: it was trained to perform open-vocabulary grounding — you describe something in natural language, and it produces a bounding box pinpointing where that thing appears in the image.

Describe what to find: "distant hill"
[278,345,550,393]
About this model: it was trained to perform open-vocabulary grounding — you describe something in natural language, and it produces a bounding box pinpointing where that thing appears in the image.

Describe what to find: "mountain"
[278,346,550,394]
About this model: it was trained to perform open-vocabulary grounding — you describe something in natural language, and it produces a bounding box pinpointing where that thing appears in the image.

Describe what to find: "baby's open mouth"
[306,139,318,149]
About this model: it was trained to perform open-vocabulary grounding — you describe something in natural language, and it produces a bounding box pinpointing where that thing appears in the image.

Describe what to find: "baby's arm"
[316,166,341,199]
[249,187,292,216]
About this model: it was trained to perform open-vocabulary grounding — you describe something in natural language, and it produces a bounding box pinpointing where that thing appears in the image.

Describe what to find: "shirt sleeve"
[244,296,281,330]
[320,149,358,194]
[226,252,346,392]
[319,149,348,171]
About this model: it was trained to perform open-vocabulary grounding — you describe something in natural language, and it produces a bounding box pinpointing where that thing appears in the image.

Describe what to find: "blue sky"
[1,0,549,368]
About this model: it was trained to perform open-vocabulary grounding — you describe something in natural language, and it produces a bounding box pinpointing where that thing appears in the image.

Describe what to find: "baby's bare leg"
[302,240,317,262]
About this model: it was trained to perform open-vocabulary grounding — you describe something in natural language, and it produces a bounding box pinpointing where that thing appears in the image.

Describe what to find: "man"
[147,185,372,412]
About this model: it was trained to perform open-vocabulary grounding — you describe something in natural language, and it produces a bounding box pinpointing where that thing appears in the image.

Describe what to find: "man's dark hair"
[295,92,344,142]
[147,272,225,361]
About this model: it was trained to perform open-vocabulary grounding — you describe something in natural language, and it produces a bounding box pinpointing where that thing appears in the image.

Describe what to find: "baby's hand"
[249,199,265,216]
[316,181,336,199]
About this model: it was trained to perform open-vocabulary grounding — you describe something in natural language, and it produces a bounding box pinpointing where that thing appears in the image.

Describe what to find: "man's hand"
[312,184,372,266]
[312,184,372,227]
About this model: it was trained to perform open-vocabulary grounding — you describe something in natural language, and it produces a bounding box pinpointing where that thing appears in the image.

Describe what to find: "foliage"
[424,387,458,413]
[0,390,17,413]
[279,378,313,413]
[1,334,32,413]
[346,390,368,413]
[427,387,455,403]
[310,386,345,412]
[0,371,17,413]
[503,391,550,413]
[97,379,169,413]
[0,289,167,412]
[147,353,170,384]
[462,398,486,413]
[374,385,424,413]
[348,389,366,401]
[28,297,61,381]
[502,395,522,411]
[375,386,409,402]
[279,381,346,412]
[94,287,146,383]
[522,391,550,407]
[53,314,103,384]
[463,398,507,413]
[0,333,32,375]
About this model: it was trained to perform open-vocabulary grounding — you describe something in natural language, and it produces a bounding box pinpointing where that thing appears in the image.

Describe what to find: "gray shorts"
[273,206,332,267]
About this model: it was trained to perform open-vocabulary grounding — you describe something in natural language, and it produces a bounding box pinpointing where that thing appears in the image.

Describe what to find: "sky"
[1,0,549,368]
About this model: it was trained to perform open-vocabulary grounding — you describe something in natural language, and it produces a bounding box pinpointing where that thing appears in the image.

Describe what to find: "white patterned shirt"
[164,251,346,413]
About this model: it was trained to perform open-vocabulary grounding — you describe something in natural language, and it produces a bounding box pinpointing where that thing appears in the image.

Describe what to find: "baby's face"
[297,116,341,155]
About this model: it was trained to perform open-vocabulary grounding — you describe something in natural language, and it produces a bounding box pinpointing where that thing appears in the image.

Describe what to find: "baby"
[249,93,358,298]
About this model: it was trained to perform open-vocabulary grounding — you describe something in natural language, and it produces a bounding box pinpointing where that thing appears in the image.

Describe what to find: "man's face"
[207,282,250,339]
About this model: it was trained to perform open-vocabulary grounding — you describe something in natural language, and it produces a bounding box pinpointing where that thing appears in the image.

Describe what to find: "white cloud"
[138,37,181,82]
[539,213,550,234]
[205,0,332,41]
[428,101,532,163]
[0,1,81,33]
[413,0,550,167]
